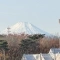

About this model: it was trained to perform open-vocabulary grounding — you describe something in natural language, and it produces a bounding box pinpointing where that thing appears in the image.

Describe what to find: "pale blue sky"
[0,0,60,35]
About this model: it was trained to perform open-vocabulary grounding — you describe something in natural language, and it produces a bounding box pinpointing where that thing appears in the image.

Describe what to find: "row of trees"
[0,39,8,60]
[19,34,45,53]
[0,34,59,60]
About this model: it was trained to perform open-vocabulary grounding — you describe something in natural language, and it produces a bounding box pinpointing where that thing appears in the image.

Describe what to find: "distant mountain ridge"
[1,22,51,36]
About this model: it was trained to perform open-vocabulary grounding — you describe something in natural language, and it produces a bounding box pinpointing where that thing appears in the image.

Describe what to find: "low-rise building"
[21,48,60,60]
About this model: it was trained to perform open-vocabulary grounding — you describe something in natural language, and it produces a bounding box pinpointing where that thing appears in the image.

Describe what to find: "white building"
[49,48,60,60]
[21,54,40,60]
[49,48,60,54]
[21,48,60,60]
[41,54,53,60]
[21,54,53,60]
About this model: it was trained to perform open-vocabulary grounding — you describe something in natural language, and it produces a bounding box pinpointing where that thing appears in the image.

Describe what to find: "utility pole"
[54,19,60,60]
[59,19,60,23]
[59,19,60,48]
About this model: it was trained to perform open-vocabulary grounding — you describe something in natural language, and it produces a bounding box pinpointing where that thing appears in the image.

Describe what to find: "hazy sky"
[0,0,60,35]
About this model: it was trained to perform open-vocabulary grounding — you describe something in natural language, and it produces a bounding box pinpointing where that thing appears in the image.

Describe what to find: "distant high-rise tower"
[7,27,10,35]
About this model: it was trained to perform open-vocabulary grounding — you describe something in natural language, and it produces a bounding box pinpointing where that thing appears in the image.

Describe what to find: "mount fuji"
[1,22,51,36]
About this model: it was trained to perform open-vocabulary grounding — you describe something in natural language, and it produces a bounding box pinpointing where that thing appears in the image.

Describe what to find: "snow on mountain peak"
[1,22,51,36]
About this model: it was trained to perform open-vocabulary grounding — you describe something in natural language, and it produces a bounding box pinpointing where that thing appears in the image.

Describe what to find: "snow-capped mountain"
[1,22,51,36]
